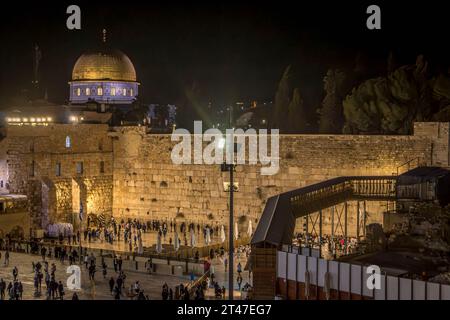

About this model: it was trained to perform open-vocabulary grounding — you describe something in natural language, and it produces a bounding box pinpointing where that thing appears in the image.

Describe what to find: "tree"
[287,88,307,133]
[317,69,346,133]
[273,65,292,131]
[343,55,433,134]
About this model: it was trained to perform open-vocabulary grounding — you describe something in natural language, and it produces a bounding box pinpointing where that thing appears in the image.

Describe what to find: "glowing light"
[218,138,226,150]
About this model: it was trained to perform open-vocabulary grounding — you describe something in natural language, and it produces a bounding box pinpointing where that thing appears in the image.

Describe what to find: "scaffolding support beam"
[344,201,348,254]
[356,201,360,241]
[319,209,322,258]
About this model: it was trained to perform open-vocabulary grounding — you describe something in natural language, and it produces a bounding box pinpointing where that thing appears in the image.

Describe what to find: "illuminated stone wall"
[111,123,449,235]
[1,124,113,228]
[0,122,448,236]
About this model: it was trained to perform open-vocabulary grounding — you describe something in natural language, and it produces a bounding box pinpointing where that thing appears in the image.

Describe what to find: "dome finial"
[102,28,107,43]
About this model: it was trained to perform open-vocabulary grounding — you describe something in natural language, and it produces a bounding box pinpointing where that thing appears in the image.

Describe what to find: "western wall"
[0,122,448,237]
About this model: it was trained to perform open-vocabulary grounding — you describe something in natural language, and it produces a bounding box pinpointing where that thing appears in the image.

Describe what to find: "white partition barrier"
[374,274,386,300]
[339,263,350,292]
[318,259,328,287]
[351,265,362,295]
[329,261,339,290]
[387,276,399,300]
[307,257,318,285]
[400,278,412,300]
[362,266,373,298]
[277,251,287,279]
[287,253,297,281]
[297,255,307,283]
[427,282,440,300]
[413,280,426,300]
[277,250,450,300]
[442,285,450,300]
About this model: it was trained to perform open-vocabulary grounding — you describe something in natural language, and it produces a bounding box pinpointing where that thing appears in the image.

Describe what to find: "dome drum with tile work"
[69,48,139,105]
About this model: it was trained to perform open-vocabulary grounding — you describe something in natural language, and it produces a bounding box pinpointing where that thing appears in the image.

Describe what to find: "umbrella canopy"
[205,227,211,245]
[234,222,239,240]
[220,225,226,243]
[247,220,253,237]
[174,232,180,251]
[156,233,162,254]
[190,228,197,247]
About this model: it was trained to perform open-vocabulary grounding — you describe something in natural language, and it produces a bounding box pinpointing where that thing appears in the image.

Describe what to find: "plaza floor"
[0,250,251,300]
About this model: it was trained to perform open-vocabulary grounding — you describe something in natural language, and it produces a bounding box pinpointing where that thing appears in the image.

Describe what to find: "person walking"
[0,278,5,300]
[109,277,115,295]
[237,274,243,291]
[58,281,65,300]
[12,266,18,281]
[102,261,108,279]
[4,250,9,266]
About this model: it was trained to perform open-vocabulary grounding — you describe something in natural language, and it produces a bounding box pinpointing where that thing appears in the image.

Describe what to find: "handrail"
[186,269,210,296]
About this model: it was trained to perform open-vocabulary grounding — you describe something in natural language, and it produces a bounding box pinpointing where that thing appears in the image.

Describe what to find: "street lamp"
[219,136,238,300]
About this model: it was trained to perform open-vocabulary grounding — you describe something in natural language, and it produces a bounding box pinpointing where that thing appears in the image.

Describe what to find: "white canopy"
[190,228,197,247]
[174,232,180,251]
[156,233,162,254]
[247,220,253,237]
[220,225,226,243]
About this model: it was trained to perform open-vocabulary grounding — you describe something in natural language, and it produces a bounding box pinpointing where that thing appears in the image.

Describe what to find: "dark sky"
[0,0,448,107]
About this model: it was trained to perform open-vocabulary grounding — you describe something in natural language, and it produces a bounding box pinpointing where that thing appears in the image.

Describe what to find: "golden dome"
[72,49,137,82]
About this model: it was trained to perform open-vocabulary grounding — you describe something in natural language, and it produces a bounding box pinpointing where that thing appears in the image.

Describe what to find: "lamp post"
[220,139,236,300]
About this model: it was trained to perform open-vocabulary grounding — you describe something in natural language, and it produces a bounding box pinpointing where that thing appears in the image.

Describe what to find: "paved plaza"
[0,248,251,300]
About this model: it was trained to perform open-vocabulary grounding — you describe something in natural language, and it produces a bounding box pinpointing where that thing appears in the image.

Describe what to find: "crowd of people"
[43,218,234,255]
[0,218,253,301]
[294,232,360,257]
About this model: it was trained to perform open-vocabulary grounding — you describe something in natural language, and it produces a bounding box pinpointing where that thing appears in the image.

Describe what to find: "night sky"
[0,0,448,107]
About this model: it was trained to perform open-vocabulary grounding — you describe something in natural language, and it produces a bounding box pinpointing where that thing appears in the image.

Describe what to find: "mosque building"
[69,30,139,107]
[1,30,174,129]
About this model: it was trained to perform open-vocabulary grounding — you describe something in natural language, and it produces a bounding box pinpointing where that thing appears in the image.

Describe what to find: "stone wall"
[0,124,113,227]
[111,122,449,235]
[0,122,448,236]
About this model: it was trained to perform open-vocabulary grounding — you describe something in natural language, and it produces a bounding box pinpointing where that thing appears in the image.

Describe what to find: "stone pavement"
[204,253,252,300]
[0,249,252,300]
[0,250,189,300]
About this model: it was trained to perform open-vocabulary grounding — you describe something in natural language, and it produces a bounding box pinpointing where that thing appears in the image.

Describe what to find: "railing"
[396,157,425,175]
[289,176,397,217]
[186,270,210,296]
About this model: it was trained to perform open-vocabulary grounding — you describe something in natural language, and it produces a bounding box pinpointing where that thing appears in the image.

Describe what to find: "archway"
[41,178,57,228]
[71,178,87,232]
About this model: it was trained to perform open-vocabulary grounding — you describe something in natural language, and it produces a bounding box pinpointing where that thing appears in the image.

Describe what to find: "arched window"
[76,88,81,96]
[97,87,103,96]
[86,87,90,95]
[130,88,133,96]
[65,136,71,148]
[123,89,127,96]
[111,87,116,96]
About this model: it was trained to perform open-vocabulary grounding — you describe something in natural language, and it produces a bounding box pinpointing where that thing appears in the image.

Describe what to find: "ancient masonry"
[0,122,449,236]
